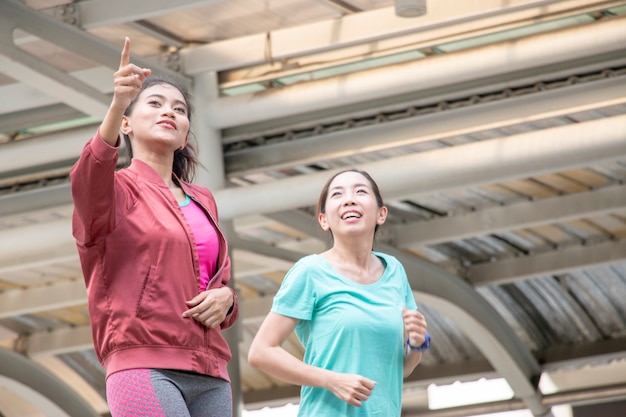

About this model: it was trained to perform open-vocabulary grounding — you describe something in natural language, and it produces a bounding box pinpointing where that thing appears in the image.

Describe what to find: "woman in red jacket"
[70,37,238,417]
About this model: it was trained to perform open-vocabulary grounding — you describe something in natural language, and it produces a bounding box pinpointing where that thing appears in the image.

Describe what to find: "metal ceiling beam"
[0,280,85,319]
[216,115,626,220]
[225,75,626,174]
[0,0,188,87]
[0,115,624,249]
[0,219,76,267]
[26,326,93,358]
[0,104,86,135]
[198,15,626,129]
[0,124,99,180]
[395,183,626,246]
[50,0,222,29]
[0,188,72,218]
[0,66,113,116]
[0,347,100,417]
[182,0,617,73]
[3,70,624,182]
[467,239,626,285]
[0,39,109,120]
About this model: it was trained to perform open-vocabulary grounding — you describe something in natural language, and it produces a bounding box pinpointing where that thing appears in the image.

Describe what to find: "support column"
[192,71,244,416]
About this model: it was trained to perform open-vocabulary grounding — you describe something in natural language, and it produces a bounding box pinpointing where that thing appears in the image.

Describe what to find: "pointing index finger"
[119,37,130,69]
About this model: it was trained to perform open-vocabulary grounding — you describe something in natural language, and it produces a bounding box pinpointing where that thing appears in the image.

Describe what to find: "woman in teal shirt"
[248,169,430,416]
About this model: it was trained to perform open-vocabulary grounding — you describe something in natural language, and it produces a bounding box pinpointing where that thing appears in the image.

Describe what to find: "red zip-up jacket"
[70,131,238,381]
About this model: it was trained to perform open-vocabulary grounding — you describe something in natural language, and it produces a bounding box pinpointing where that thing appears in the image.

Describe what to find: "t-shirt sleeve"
[271,257,317,321]
[404,276,418,310]
[397,258,418,310]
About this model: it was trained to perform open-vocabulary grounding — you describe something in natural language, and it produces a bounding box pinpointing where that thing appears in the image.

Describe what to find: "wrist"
[226,288,235,315]
[406,332,430,353]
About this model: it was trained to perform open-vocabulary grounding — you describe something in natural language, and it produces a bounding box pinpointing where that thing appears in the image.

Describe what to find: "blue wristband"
[406,332,430,352]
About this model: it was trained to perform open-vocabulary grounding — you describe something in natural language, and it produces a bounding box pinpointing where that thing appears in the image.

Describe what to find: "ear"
[318,212,330,231]
[377,205,388,226]
[120,115,131,136]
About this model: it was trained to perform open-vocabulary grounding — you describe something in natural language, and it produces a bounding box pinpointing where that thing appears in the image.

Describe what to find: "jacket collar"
[128,158,175,188]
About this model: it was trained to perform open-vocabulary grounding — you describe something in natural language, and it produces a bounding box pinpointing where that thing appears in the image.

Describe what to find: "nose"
[161,105,176,118]
[342,193,356,205]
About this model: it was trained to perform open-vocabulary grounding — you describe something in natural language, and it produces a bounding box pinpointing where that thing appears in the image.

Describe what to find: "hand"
[403,307,428,348]
[326,372,376,407]
[182,287,233,328]
[111,37,151,112]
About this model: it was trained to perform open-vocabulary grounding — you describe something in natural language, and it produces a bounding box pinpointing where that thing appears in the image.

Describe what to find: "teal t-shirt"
[271,251,418,417]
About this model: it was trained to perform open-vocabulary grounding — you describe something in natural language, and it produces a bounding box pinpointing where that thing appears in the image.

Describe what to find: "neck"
[330,237,374,267]
[134,151,175,187]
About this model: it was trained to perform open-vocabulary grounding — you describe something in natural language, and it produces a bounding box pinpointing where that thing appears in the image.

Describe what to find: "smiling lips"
[157,120,177,130]
[341,210,362,220]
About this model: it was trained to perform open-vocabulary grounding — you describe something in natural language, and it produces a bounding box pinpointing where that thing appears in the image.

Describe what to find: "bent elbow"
[247,346,262,369]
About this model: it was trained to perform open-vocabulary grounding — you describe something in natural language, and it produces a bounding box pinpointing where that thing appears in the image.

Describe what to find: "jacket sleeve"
[221,285,239,330]
[70,131,121,247]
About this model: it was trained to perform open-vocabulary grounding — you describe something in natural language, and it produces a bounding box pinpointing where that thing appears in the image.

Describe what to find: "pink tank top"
[180,195,219,291]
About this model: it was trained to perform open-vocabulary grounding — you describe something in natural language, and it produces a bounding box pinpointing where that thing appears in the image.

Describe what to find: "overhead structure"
[1,1,626,417]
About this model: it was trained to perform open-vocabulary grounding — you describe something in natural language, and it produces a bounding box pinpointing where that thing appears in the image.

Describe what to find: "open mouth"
[341,211,361,220]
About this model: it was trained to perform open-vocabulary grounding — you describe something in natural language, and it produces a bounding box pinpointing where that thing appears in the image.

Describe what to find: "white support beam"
[0,280,86,319]
[467,239,626,285]
[0,0,188,87]
[225,75,626,174]
[27,327,93,358]
[232,249,295,278]
[0,67,113,116]
[216,115,626,220]
[1,115,625,255]
[395,184,626,246]
[0,124,99,178]
[60,0,222,29]
[198,15,626,128]
[0,51,109,120]
[182,0,618,73]
[0,219,76,266]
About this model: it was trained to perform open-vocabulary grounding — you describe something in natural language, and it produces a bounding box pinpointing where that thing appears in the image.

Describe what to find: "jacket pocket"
[136,264,157,319]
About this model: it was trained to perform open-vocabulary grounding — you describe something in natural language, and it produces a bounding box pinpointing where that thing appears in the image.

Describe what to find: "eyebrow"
[145,94,187,109]
[329,182,370,191]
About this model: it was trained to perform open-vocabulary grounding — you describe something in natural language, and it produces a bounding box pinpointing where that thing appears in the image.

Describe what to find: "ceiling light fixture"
[395,0,427,18]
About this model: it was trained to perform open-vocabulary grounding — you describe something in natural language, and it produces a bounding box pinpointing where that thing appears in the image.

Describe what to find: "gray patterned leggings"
[106,368,232,417]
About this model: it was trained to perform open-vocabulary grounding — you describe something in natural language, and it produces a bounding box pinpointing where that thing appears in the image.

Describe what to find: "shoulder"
[288,254,323,273]
[373,251,402,268]
[182,182,214,198]
[182,182,217,207]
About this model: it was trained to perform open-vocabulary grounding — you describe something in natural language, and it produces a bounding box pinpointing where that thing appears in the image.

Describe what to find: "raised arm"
[100,37,151,145]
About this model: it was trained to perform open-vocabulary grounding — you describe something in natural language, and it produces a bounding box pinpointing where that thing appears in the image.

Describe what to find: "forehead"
[140,83,186,104]
[329,171,371,188]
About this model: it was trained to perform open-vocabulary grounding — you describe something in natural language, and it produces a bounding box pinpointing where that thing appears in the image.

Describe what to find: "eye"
[330,191,342,198]
[148,100,161,107]
[174,106,187,115]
